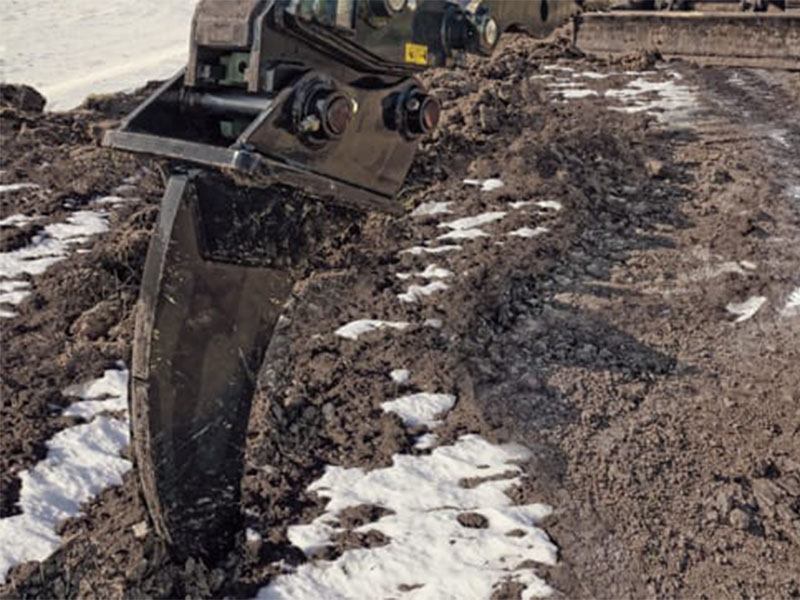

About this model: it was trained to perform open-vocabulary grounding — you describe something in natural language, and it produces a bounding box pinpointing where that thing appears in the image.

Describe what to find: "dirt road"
[1,36,798,598]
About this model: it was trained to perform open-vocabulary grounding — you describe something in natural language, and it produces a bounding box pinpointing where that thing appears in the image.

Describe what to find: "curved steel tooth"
[131,172,293,558]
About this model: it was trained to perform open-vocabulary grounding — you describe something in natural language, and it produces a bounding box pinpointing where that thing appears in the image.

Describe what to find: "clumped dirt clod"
[2,32,799,600]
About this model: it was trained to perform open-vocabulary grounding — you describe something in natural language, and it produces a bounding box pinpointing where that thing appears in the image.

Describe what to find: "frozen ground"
[0,368,130,585]
[0,0,197,110]
[260,435,556,600]
[2,21,800,599]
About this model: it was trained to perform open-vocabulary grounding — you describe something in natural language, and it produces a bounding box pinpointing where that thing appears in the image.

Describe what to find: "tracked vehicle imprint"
[574,5,800,71]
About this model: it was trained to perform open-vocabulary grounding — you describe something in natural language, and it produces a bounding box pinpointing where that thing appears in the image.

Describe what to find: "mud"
[462,64,800,598]
[1,34,799,599]
[0,85,166,520]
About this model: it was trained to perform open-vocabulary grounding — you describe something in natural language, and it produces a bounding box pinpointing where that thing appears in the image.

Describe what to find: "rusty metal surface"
[574,11,800,70]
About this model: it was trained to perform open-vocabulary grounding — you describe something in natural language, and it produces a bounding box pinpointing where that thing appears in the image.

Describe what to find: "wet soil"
[1,35,798,599]
[465,64,800,598]
[0,86,166,520]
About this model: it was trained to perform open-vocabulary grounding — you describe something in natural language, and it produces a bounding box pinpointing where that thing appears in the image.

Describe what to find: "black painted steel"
[131,173,293,558]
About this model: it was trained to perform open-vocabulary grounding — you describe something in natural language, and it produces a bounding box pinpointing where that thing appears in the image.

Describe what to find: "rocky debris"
[645,158,665,179]
[131,521,149,540]
[69,299,122,341]
[0,84,46,113]
[457,512,490,529]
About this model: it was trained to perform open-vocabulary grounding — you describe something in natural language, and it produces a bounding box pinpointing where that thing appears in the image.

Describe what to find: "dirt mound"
[2,35,594,596]
[1,84,46,113]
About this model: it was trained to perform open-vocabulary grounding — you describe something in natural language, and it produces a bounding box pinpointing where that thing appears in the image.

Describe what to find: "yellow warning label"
[404,43,428,66]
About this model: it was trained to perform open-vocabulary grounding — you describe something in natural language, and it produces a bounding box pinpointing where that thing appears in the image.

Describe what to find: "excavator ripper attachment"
[131,172,293,558]
[107,0,575,559]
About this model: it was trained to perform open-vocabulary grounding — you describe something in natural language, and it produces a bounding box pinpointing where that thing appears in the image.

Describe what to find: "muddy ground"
[1,34,799,599]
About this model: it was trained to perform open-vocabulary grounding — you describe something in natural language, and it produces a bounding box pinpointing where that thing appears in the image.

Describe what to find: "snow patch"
[62,367,129,419]
[557,89,599,99]
[543,65,574,73]
[399,265,453,282]
[0,369,131,584]
[437,228,489,241]
[400,244,462,256]
[781,287,800,318]
[509,227,549,239]
[414,433,438,450]
[246,528,263,544]
[46,212,109,243]
[390,369,411,385]
[398,281,450,303]
[0,210,108,278]
[258,435,556,600]
[419,264,453,279]
[464,178,505,192]
[726,296,767,323]
[411,201,454,217]
[547,80,583,89]
[335,320,410,341]
[768,129,790,149]
[440,212,507,232]
[382,393,456,429]
[0,280,32,310]
[510,200,534,209]
[0,183,40,194]
[537,200,563,212]
[606,76,698,125]
[0,210,109,318]
[0,214,38,227]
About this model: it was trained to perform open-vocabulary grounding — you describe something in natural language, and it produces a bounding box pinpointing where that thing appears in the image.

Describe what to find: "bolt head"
[484,18,499,48]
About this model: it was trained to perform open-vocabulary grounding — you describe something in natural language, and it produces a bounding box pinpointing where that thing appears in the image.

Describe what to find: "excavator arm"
[105,0,572,559]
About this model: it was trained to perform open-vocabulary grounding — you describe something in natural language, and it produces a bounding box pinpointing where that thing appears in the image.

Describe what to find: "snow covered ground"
[0,181,139,318]
[0,368,131,585]
[542,67,701,126]
[0,0,197,110]
[263,179,564,598]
